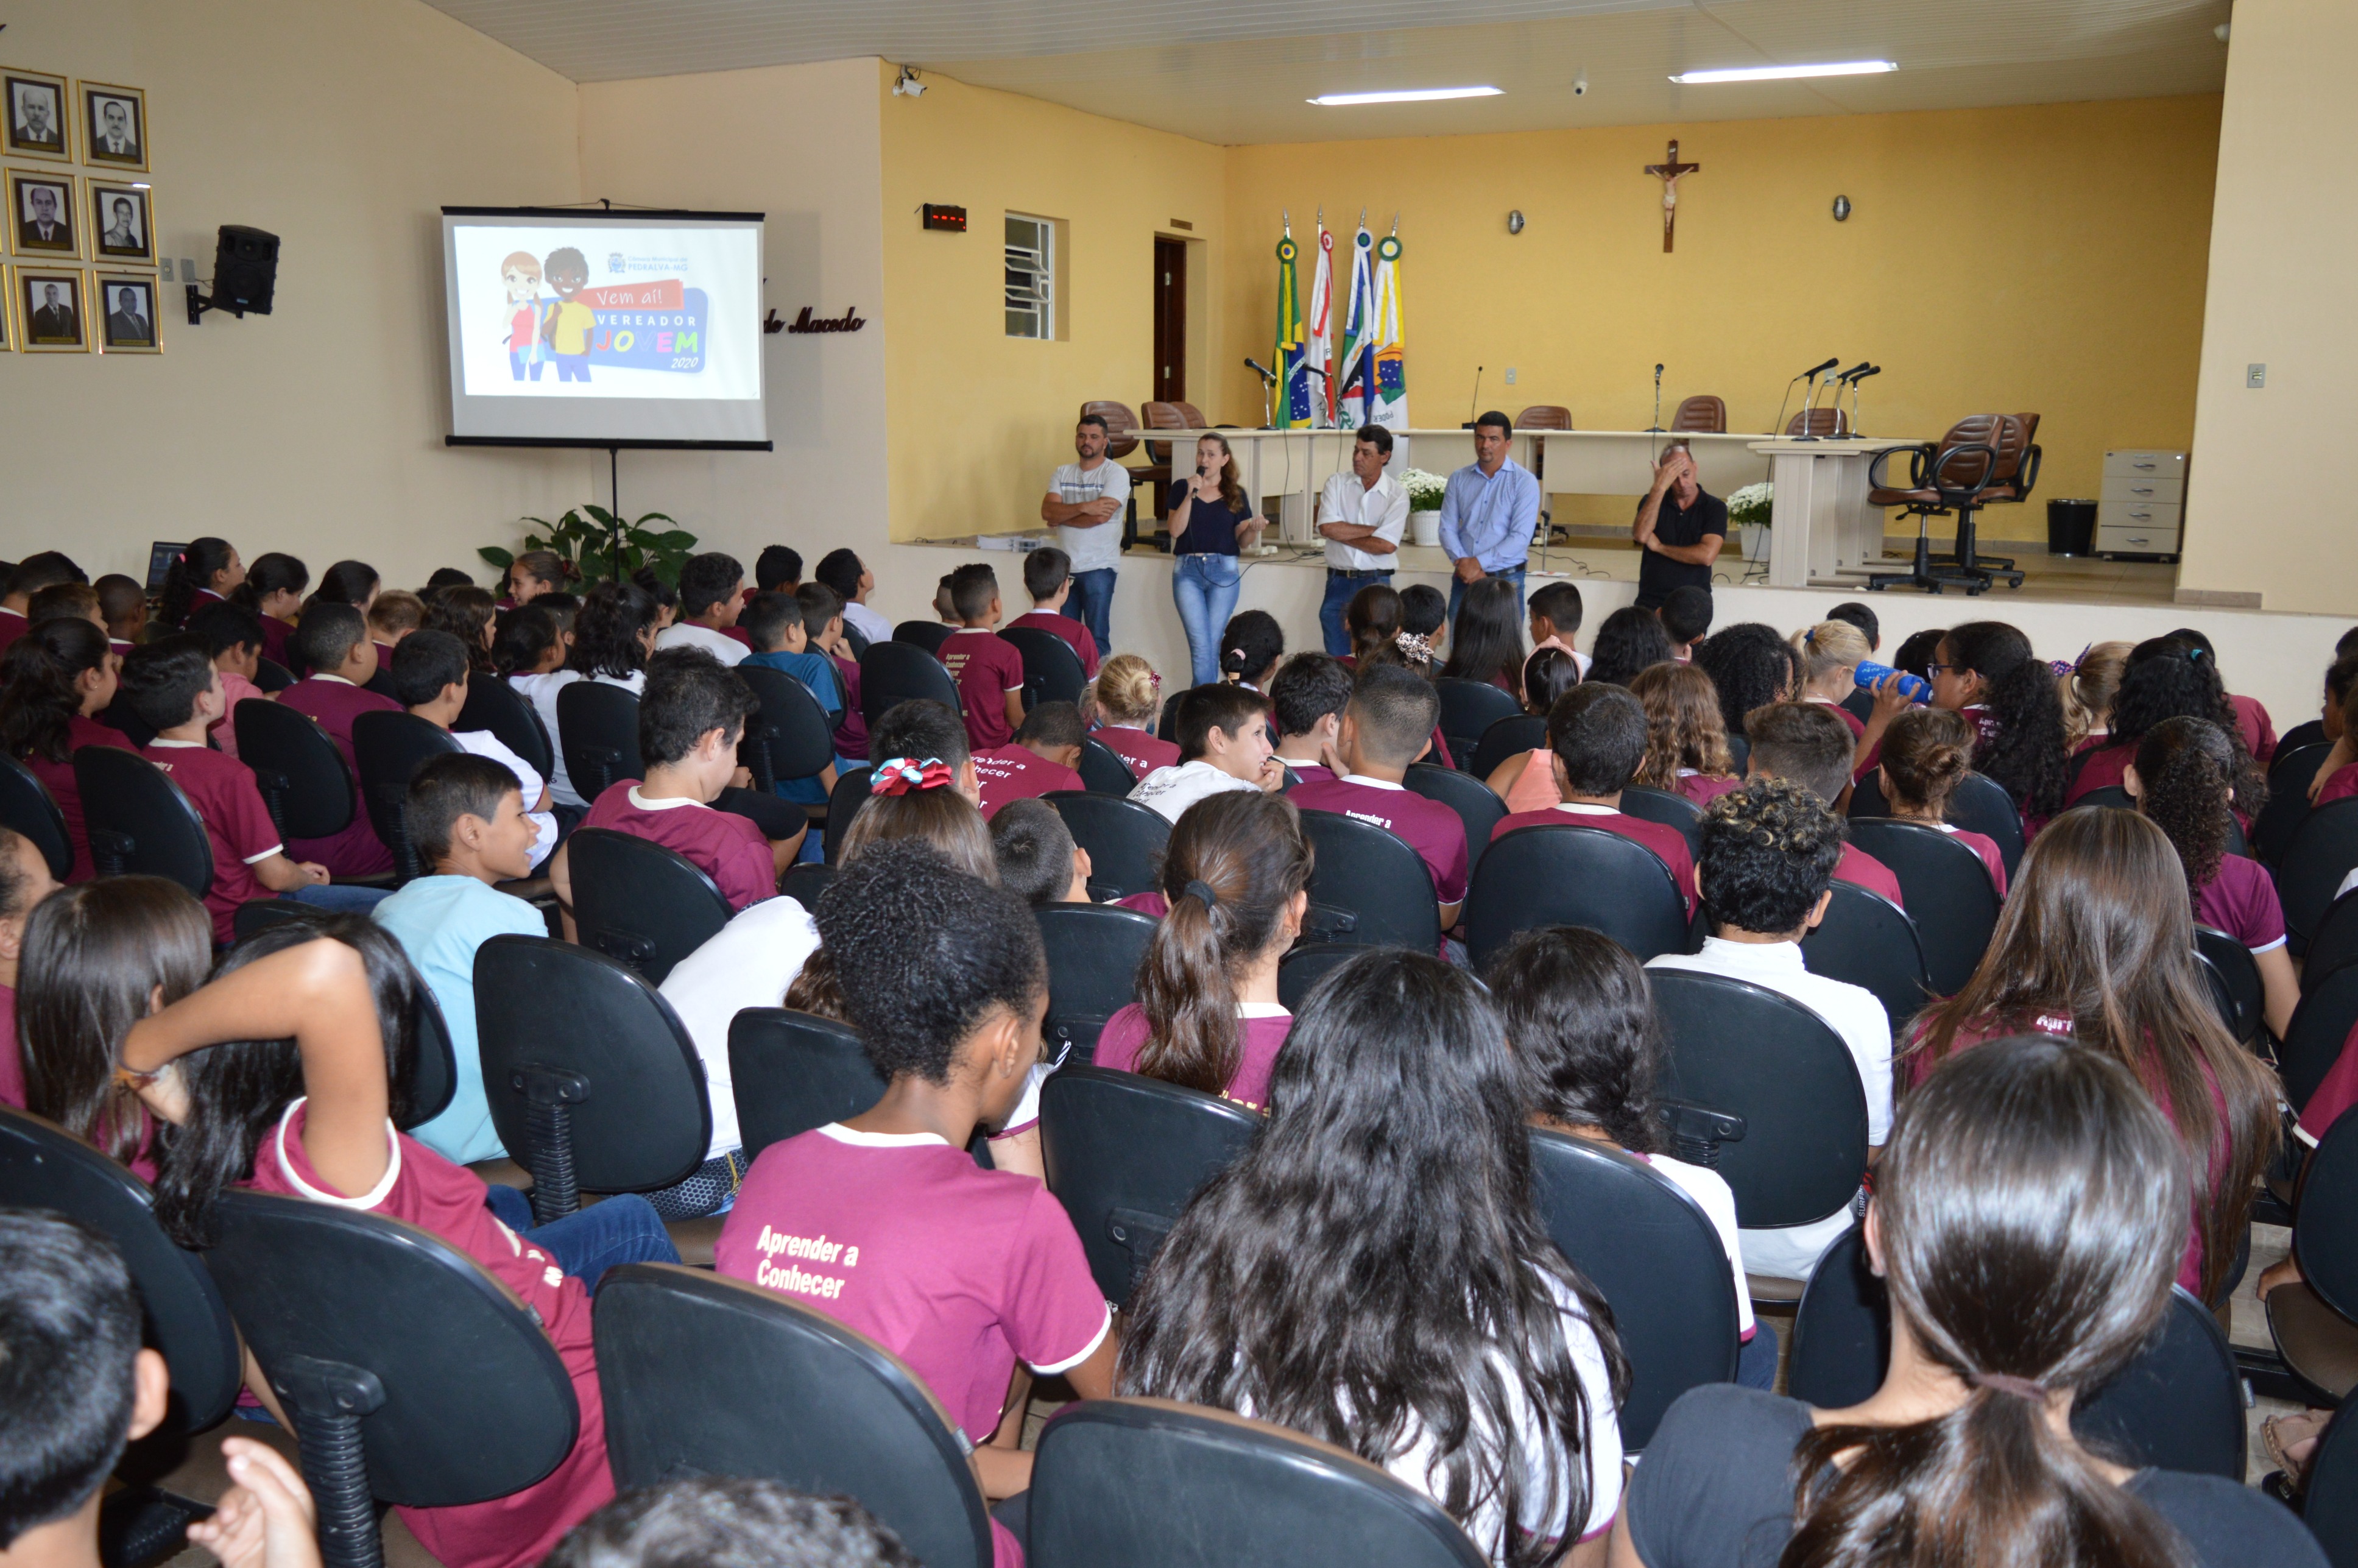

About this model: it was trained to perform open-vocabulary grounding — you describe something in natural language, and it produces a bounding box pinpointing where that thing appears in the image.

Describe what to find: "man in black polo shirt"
[1631,442,1727,610]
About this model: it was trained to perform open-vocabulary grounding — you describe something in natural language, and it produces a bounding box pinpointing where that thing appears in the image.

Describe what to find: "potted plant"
[479,505,699,587]
[1726,482,1773,562]
[1402,467,1449,548]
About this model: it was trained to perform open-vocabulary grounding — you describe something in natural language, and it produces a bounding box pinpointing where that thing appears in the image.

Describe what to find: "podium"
[1748,437,1917,588]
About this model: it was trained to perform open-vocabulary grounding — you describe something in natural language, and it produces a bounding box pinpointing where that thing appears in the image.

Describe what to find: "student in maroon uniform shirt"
[1268,652,1352,783]
[277,603,401,877]
[1288,665,1468,930]
[0,616,133,881]
[1006,547,1101,678]
[1087,653,1176,781]
[1491,682,1698,916]
[939,563,1028,753]
[1876,707,2006,898]
[0,553,89,654]
[1744,701,1910,909]
[229,553,309,672]
[973,701,1084,818]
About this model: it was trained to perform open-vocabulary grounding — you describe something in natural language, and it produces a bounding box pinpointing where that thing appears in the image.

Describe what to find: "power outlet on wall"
[1505,367,1517,384]
[2247,363,2267,388]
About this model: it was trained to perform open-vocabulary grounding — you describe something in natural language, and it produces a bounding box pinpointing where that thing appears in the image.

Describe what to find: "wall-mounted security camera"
[892,65,927,97]
[1572,74,1589,96]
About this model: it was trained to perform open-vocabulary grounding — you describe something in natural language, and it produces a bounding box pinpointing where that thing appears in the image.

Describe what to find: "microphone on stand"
[1848,364,1882,435]
[1464,366,1485,428]
[1648,363,1665,433]
[1245,358,1279,428]
[1243,357,1277,384]
[1792,357,1840,441]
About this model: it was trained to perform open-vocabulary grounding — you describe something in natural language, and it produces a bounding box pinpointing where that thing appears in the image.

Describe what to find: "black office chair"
[456,674,554,779]
[1649,968,1870,1299]
[1841,687,1876,724]
[1844,819,2000,997]
[1045,791,1170,899]
[2257,741,2335,867]
[2194,925,2267,1047]
[1528,1129,1738,1450]
[1037,903,1158,1063]
[1040,1065,1261,1307]
[2301,1402,2358,1567]
[2073,786,2251,859]
[1465,825,1689,967]
[1076,735,1136,795]
[1466,713,1547,782]
[350,711,461,882]
[778,861,834,909]
[1436,679,1522,769]
[474,934,711,1223]
[1003,626,1089,710]
[1405,761,1506,878]
[863,641,963,732]
[0,754,72,880]
[733,664,838,797]
[2279,799,2358,956]
[251,657,297,693]
[1298,809,1445,952]
[1787,1227,2244,1479]
[1863,415,2023,594]
[2278,961,2358,1121]
[404,984,458,1134]
[1801,881,1933,1037]
[2270,1104,2358,1404]
[1276,941,1369,1012]
[234,699,361,844]
[1156,689,1185,742]
[892,620,956,658]
[563,827,733,983]
[2306,892,2358,995]
[842,623,871,659]
[1028,1399,1489,1568]
[72,747,213,897]
[1620,785,1707,862]
[729,1008,888,1162]
[232,897,327,944]
[555,681,643,800]
[595,1265,995,1568]
[1849,768,2025,881]
[823,766,874,863]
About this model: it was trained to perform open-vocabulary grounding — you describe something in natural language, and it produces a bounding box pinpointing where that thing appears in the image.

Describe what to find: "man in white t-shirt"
[1039,412,1132,659]
[1314,423,1409,655]
[654,551,750,666]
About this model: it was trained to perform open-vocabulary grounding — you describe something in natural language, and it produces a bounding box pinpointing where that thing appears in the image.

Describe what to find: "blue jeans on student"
[290,883,393,914]
[484,1184,680,1287]
[1738,1324,1779,1389]
[1446,565,1527,630]
[1061,568,1117,657]
[1172,554,1241,688]
[1320,568,1391,656]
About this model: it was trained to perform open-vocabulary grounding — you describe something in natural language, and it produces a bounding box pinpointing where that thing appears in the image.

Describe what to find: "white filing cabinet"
[2096,449,2185,560]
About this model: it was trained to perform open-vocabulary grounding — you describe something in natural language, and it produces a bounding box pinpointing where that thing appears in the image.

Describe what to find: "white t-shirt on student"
[1049,460,1132,574]
[655,621,748,666]
[657,894,823,1160]
[1640,1151,1756,1340]
[840,601,893,646]
[1128,758,1258,824]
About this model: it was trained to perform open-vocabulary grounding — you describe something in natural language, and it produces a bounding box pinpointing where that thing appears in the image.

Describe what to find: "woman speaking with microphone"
[1167,434,1265,688]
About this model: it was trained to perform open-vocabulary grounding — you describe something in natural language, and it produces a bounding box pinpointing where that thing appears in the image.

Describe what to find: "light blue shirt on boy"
[372,874,546,1165]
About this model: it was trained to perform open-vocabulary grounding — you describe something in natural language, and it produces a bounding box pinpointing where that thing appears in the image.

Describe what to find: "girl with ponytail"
[228,552,308,669]
[158,537,241,630]
[0,618,133,880]
[1617,1034,2320,1568]
[1928,620,2070,836]
[1095,791,1308,1111]
[2067,636,2265,814]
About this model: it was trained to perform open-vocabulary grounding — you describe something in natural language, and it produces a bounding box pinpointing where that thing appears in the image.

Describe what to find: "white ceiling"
[425,0,2232,143]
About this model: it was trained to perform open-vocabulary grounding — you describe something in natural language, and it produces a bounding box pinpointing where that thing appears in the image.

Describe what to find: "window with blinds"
[1005,213,1053,339]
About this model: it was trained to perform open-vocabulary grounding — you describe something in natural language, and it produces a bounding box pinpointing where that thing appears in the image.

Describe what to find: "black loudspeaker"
[212,225,280,316]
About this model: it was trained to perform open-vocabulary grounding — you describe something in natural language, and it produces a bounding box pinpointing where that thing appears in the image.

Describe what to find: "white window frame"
[1005,213,1054,340]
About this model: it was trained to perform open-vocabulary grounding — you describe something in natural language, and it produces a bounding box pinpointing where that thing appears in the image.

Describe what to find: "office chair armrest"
[2013,443,2044,501]
[1299,902,1361,942]
[1865,442,1933,492]
[1932,442,2002,503]
[1656,1097,1747,1169]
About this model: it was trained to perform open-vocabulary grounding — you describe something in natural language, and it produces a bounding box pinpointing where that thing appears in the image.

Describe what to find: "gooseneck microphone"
[1801,357,1840,380]
[1467,365,1485,428]
[1243,357,1277,383]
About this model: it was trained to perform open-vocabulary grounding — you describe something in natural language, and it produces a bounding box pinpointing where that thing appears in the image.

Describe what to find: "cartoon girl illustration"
[539,247,595,383]
[500,251,544,381]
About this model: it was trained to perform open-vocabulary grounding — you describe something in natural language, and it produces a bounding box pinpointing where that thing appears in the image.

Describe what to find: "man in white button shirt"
[1646,778,1891,1284]
[654,552,749,666]
[1039,413,1132,658]
[1315,424,1409,655]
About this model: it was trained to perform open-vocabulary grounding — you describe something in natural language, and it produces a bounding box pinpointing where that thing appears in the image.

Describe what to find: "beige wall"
[3,0,593,585]
[2178,0,2358,612]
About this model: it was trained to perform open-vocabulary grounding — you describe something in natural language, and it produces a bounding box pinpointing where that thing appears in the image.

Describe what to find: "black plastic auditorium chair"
[1850,768,2025,880]
[2306,894,2358,994]
[1404,761,1505,878]
[729,1007,888,1162]
[73,747,214,896]
[0,754,72,879]
[1801,881,1933,1036]
[1436,679,1520,769]
[456,673,555,778]
[473,934,711,1224]
[2279,962,2358,1128]
[1466,713,1547,782]
[1040,1065,1260,1308]
[351,711,461,883]
[252,657,297,693]
[734,663,838,797]
[1037,903,1157,1064]
[2194,924,2267,1047]
[2267,1106,2358,1404]
[892,620,956,658]
[863,641,963,732]
[1027,1400,1489,1568]
[1619,785,1707,863]
[2279,799,2358,956]
[555,681,643,800]
[1844,819,2000,997]
[824,765,873,863]
[2074,786,2253,858]
[779,861,834,908]
[2257,742,2335,866]
[595,1265,997,1568]
[1045,791,1170,899]
[1465,825,1689,967]
[233,699,370,855]
[1076,736,1135,795]
[1786,1226,2244,1479]
[1299,810,1444,953]
[563,827,732,983]
[1528,1129,1738,1450]
[1276,942,1368,1012]
[2300,1403,2358,1567]
[1003,626,1089,710]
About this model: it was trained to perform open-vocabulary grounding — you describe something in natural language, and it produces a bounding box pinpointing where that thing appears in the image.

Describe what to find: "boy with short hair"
[989,797,1091,906]
[94,574,145,654]
[1743,701,1904,909]
[1290,665,1468,928]
[372,753,549,1164]
[367,588,425,666]
[278,602,401,877]
[740,591,836,707]
[814,548,892,647]
[1659,585,1714,660]
[391,630,557,869]
[798,581,866,762]
[655,551,751,665]
[183,601,270,760]
[1008,547,1101,677]
[0,553,84,652]
[1268,652,1354,781]
[1525,582,1589,676]
[939,563,1028,754]
[1490,683,1698,914]
[26,582,101,631]
[1128,685,1284,823]
[754,544,802,597]
[1826,600,1879,653]
[973,701,1085,817]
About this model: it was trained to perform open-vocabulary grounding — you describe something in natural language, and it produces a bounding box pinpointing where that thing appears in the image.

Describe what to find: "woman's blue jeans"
[1171,553,1241,688]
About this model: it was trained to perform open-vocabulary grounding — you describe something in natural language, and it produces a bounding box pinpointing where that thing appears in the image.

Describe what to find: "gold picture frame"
[0,264,15,351]
[79,80,146,174]
[87,178,151,264]
[16,265,86,351]
[94,269,159,353]
[9,168,79,258]
[2,68,71,163]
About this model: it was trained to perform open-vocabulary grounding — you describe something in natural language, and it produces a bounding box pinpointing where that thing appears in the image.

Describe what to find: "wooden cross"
[1644,138,1701,252]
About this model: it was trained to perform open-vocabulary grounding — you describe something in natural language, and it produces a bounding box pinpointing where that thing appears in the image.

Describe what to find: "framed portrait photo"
[17,266,86,351]
[2,69,71,162]
[79,82,146,173]
[94,271,158,353]
[9,169,78,258]
[0,266,13,351]
[87,179,151,263]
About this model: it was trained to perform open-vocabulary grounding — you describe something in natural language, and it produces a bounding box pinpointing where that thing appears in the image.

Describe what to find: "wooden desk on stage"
[1747,436,1919,588]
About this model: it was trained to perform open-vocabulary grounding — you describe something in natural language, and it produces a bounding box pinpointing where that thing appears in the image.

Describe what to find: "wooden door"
[1153,238,1187,404]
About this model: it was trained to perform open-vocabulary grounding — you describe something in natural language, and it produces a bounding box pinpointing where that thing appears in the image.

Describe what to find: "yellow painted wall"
[880,66,1230,543]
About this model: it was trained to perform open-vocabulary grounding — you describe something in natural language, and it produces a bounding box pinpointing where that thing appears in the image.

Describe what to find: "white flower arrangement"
[1402,467,1450,513]
[1727,481,1774,529]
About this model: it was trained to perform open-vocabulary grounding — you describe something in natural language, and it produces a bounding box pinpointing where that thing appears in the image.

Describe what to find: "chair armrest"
[1656,1097,1747,1168]
[1932,442,2001,503]
[1299,902,1361,942]
[1866,443,1933,492]
[2013,444,2044,501]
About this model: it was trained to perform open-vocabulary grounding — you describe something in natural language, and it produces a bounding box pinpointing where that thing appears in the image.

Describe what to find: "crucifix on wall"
[1645,138,1701,252]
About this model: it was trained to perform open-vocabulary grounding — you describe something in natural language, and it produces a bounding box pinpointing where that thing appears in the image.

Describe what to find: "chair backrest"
[1435,679,1522,766]
[233,698,356,840]
[1138,399,1195,465]
[456,674,553,778]
[1040,1065,1261,1307]
[1276,941,1368,1012]
[2303,1402,2358,1567]
[1787,1227,2243,1478]
[554,679,644,800]
[1001,626,1089,710]
[1786,407,1849,437]
[563,827,733,983]
[1618,785,1706,861]
[0,754,72,880]
[863,639,962,730]
[204,1189,580,1506]
[1465,825,1689,967]
[1801,881,1933,1037]
[2257,741,2334,866]
[824,766,874,863]
[1045,791,1170,898]
[71,747,213,896]
[595,1264,994,1568]
[1298,809,1444,952]
[1028,1398,1489,1568]
[778,861,833,909]
[1527,1129,1737,1450]
[350,711,462,882]
[2194,925,2266,1046]
[1079,399,1141,459]
[1403,762,1506,877]
[473,934,711,1206]
[1921,412,2008,493]
[252,656,297,693]
[0,1106,241,1433]
[733,663,836,793]
[2298,1106,2358,1324]
[2280,799,2358,955]
[1650,969,1869,1230]
[2279,961,2358,1125]
[1946,772,2026,877]
[1037,903,1159,1061]
[728,1007,888,1162]
[406,984,459,1134]
[1670,395,1727,434]
[1514,404,1573,431]
[891,621,956,658]
[2306,891,2358,995]
[1466,713,1547,782]
[1843,820,2001,997]
[1077,735,1137,795]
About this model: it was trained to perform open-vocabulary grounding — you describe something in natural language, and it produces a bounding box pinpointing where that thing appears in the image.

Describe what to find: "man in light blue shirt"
[1436,409,1544,627]
[372,752,547,1165]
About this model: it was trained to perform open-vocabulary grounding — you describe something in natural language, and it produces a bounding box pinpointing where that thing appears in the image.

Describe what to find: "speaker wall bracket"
[183,285,244,325]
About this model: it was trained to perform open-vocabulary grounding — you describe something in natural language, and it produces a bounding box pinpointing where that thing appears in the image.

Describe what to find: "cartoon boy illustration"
[501,251,544,381]
[540,247,595,383]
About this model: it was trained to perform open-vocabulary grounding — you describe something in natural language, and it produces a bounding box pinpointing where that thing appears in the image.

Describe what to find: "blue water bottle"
[1854,661,1930,705]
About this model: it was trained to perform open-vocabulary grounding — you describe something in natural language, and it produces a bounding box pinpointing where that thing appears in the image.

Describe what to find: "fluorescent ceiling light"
[1671,60,1896,84]
[1310,86,1502,106]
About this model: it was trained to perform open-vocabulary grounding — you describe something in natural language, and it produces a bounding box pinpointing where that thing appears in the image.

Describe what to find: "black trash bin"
[2047,498,2097,557]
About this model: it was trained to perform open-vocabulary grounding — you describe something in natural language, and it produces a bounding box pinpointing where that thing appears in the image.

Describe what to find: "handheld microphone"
[1243,357,1277,384]
[1800,357,1840,380]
